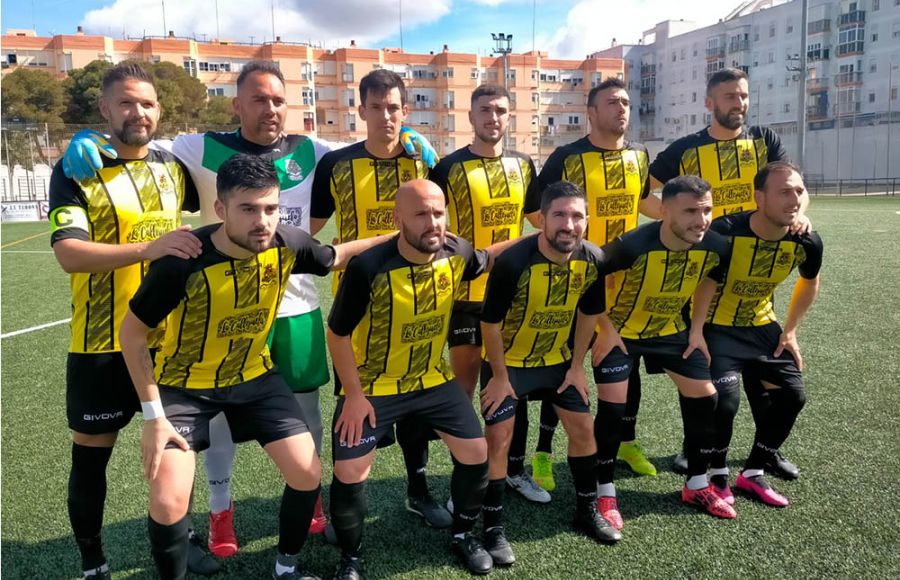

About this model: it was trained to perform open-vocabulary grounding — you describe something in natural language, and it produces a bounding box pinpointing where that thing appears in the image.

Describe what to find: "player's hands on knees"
[683,330,711,365]
[789,214,812,235]
[480,375,516,417]
[141,418,189,480]
[561,365,590,405]
[335,394,376,448]
[63,129,118,182]
[143,226,202,261]
[591,329,628,367]
[774,330,803,371]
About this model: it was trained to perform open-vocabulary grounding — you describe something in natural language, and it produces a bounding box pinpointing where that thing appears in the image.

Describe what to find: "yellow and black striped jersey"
[481,236,606,368]
[430,147,539,302]
[706,212,823,327]
[328,235,488,396]
[310,141,428,293]
[649,126,787,218]
[539,137,650,245]
[48,151,199,354]
[604,222,730,340]
[129,224,336,389]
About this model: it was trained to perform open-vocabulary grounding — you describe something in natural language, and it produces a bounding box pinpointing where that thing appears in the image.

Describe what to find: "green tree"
[198,95,239,125]
[144,60,208,123]
[62,60,113,124]
[0,68,66,124]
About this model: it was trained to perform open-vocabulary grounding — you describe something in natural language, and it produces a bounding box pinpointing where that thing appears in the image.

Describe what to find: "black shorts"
[480,361,590,425]
[448,301,482,348]
[705,323,803,390]
[160,371,308,452]
[593,330,710,383]
[331,380,484,461]
[67,352,142,434]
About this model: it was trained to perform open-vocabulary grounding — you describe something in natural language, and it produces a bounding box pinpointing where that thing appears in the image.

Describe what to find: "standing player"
[327,180,515,578]
[690,162,821,506]
[591,175,736,527]
[310,70,447,528]
[118,154,388,580]
[479,181,623,566]
[429,85,547,505]
[62,60,439,555]
[531,77,663,493]
[49,63,201,580]
[649,67,805,478]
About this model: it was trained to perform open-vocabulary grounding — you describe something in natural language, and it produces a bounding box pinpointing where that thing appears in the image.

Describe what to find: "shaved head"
[395,179,445,207]
[394,179,447,256]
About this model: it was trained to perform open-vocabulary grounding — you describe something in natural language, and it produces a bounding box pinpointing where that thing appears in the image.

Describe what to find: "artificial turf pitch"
[1,196,898,579]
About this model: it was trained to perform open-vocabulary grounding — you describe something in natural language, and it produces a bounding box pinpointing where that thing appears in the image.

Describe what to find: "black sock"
[278,484,319,556]
[711,374,741,469]
[567,455,598,511]
[148,515,190,580]
[450,460,488,535]
[397,418,430,497]
[507,403,528,477]
[330,478,367,557]
[482,478,506,531]
[594,401,625,486]
[621,366,642,441]
[535,399,559,454]
[69,443,113,570]
[745,385,806,470]
[679,393,718,477]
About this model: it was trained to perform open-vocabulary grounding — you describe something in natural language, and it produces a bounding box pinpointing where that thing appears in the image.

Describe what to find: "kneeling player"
[591,175,736,527]
[119,155,385,580]
[480,181,622,564]
[690,161,822,506]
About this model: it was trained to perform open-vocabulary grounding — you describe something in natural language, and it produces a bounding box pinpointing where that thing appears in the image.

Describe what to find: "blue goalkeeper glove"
[399,126,439,169]
[62,129,118,181]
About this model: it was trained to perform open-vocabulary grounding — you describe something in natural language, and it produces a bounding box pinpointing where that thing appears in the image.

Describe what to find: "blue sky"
[1,0,723,59]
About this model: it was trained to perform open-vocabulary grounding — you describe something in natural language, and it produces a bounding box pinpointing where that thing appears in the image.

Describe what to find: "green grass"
[2,197,899,579]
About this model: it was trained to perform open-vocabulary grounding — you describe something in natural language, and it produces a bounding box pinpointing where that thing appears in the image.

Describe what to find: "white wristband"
[141,399,165,421]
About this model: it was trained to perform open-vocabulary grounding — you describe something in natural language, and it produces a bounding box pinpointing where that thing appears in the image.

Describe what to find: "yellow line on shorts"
[1,230,49,249]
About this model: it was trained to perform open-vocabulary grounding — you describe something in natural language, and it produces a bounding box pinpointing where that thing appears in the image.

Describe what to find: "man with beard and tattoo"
[48,63,201,580]
[649,67,806,481]
[429,85,546,507]
[590,175,736,523]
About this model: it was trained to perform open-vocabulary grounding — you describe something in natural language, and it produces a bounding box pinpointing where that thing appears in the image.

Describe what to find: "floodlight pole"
[492,32,513,150]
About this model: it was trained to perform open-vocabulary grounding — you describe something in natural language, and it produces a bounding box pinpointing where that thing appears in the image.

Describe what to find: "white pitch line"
[1,250,54,254]
[1,318,71,339]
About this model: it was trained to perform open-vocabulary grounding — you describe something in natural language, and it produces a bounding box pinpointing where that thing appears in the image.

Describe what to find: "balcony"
[807,47,831,62]
[706,46,725,59]
[807,105,829,120]
[728,39,750,53]
[836,41,864,57]
[640,86,656,96]
[835,71,863,86]
[807,78,829,92]
[835,101,861,115]
[640,64,656,76]
[837,10,865,27]
[808,18,832,34]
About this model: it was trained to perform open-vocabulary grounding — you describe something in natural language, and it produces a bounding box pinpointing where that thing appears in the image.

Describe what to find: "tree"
[144,61,209,123]
[62,60,113,124]
[1,68,66,124]
[198,95,239,126]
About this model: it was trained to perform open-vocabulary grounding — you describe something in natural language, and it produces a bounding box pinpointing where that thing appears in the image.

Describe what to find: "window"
[873,33,879,42]
[871,61,877,73]
[870,92,876,103]
[672,51,677,62]
[301,89,313,106]
[183,58,196,76]
[690,114,696,125]
[303,112,314,132]
[301,63,313,80]
[567,115,580,125]
[894,22,900,39]
[787,24,794,34]
[345,114,356,132]
[472,68,480,79]
[692,92,697,102]
[753,26,760,41]
[532,92,539,103]
[874,0,880,10]
[342,63,353,82]
[767,78,774,90]
[207,88,225,97]
[784,103,791,113]
[442,67,454,78]
[680,48,686,60]
[768,51,775,64]
[769,23,776,37]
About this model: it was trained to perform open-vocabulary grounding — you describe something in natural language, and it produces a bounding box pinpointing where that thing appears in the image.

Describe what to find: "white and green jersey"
[153,130,339,317]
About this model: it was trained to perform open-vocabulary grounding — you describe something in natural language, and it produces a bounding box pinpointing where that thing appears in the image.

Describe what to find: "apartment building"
[1,28,623,166]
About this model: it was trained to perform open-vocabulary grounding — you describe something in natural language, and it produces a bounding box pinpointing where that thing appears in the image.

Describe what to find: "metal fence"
[806,178,899,196]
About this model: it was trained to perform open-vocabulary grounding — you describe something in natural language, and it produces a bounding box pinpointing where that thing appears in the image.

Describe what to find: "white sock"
[275,554,296,576]
[84,564,109,578]
[742,468,764,478]
[205,412,237,513]
[686,474,708,490]
[597,483,616,497]
[710,467,730,477]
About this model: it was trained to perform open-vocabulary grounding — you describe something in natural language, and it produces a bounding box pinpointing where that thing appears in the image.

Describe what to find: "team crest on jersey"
[570,272,584,290]
[156,172,174,194]
[261,264,277,287]
[739,149,754,165]
[624,160,638,174]
[436,272,452,294]
[685,262,699,278]
[507,169,520,183]
[777,251,792,267]
[286,159,304,181]
[401,169,413,182]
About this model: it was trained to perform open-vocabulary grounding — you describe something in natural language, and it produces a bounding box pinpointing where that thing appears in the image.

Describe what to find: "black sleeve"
[708,214,734,235]
[598,236,636,274]
[536,147,565,196]
[310,151,337,220]
[429,158,450,204]
[764,128,789,162]
[48,161,90,245]
[639,145,651,199]
[327,256,373,336]
[279,225,336,275]
[177,159,200,213]
[797,232,823,279]
[523,155,542,214]
[705,234,732,283]
[577,246,607,315]
[649,142,682,184]
[129,257,191,328]
[480,246,527,324]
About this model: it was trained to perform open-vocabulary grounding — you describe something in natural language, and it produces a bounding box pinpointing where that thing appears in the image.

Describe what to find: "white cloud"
[81,0,451,47]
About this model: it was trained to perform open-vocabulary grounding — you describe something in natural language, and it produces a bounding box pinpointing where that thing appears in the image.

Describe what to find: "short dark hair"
[588,77,626,107]
[102,62,155,94]
[540,181,587,214]
[706,67,749,95]
[754,160,802,191]
[216,154,280,201]
[661,175,711,201]
[470,84,510,106]
[236,60,285,89]
[359,69,407,106]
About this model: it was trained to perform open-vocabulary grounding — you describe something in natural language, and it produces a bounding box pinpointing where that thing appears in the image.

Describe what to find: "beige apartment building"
[1,28,623,165]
